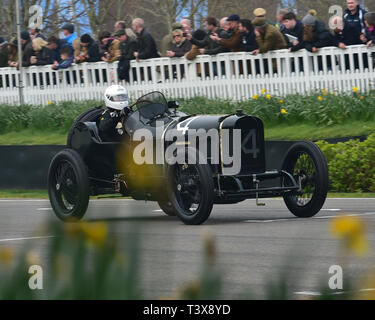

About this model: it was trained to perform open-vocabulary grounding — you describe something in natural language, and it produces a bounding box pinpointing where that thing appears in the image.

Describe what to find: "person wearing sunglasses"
[166,29,192,58]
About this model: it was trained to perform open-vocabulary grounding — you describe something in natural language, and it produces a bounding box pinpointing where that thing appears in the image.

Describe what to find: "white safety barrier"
[0,45,374,105]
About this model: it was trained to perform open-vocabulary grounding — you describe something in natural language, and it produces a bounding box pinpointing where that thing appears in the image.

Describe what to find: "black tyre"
[48,149,90,222]
[282,141,328,218]
[67,107,103,147]
[166,150,214,225]
[157,199,177,216]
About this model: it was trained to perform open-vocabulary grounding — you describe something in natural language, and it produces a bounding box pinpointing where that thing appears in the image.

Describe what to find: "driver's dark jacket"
[98,108,123,142]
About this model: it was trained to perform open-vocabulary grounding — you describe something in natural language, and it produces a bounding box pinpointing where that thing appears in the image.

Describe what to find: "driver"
[98,85,129,141]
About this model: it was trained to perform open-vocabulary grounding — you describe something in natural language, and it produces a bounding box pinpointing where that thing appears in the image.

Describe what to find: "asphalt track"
[1,198,375,299]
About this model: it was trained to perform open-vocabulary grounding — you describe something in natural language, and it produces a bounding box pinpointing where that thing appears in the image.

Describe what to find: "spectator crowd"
[0,0,374,81]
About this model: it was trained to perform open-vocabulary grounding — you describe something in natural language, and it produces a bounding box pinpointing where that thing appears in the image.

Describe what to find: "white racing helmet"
[104,85,129,110]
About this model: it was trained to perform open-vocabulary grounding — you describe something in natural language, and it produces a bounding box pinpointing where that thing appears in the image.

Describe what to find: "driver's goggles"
[110,94,128,102]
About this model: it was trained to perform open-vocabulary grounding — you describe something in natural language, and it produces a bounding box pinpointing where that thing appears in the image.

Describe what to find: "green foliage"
[316,134,375,192]
[0,101,100,134]
[0,91,374,134]
[179,91,375,126]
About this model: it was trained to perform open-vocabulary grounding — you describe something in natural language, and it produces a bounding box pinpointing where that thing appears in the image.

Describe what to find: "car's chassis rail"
[217,170,299,200]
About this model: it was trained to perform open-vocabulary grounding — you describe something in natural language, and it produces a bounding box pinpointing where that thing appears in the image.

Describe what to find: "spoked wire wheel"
[282,141,328,218]
[53,160,79,213]
[167,148,214,225]
[48,149,89,221]
[290,152,316,206]
[172,164,203,216]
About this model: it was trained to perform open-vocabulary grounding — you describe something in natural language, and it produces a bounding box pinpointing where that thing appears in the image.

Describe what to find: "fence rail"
[0,45,374,105]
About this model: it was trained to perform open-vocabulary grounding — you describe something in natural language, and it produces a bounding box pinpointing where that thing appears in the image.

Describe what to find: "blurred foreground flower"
[0,246,14,267]
[26,251,40,265]
[331,216,370,256]
[81,222,108,247]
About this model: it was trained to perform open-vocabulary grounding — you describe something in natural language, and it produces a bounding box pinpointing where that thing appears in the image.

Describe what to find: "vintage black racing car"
[48,91,329,225]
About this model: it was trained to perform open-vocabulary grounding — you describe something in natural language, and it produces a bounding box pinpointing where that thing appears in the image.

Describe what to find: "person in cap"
[161,22,183,57]
[364,12,375,47]
[114,28,138,81]
[253,8,266,18]
[61,23,78,48]
[291,9,332,53]
[74,34,100,63]
[251,17,286,55]
[19,30,34,67]
[98,31,121,63]
[0,37,9,68]
[210,14,243,52]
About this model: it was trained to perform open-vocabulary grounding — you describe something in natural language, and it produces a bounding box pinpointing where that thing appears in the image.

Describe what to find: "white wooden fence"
[0,45,374,105]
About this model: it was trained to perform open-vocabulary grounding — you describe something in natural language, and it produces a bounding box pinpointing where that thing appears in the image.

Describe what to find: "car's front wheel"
[166,159,214,225]
[48,149,89,222]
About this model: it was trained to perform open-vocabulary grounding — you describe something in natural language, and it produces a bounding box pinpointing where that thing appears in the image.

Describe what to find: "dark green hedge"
[317,134,375,192]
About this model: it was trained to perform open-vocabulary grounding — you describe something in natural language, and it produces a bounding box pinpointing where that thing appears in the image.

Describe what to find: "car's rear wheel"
[67,107,103,147]
[157,199,176,216]
[48,149,89,222]
[167,158,214,225]
[282,141,328,218]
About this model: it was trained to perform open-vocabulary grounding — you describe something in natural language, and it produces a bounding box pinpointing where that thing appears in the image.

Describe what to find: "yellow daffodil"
[266,94,271,99]
[81,222,108,246]
[281,108,287,115]
[279,100,284,104]
[360,96,364,100]
[253,94,259,100]
[261,89,267,94]
[0,246,14,267]
[321,88,327,93]
[46,100,52,105]
[352,87,359,93]
[318,96,323,101]
[331,216,370,256]
[330,92,335,95]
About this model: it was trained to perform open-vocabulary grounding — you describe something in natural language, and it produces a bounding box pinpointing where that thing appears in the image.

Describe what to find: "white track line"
[0,235,55,243]
[295,288,375,296]
[245,212,375,223]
